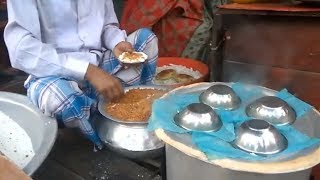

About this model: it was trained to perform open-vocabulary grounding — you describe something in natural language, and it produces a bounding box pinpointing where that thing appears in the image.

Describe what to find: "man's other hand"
[85,64,123,101]
[113,41,134,58]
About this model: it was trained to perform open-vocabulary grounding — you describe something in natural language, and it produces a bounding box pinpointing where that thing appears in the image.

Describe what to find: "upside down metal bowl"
[95,85,166,159]
[199,84,241,110]
[174,103,222,132]
[156,82,320,180]
[234,119,288,155]
[246,96,296,126]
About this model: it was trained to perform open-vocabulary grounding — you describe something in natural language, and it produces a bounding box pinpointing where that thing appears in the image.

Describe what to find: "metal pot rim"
[98,85,168,125]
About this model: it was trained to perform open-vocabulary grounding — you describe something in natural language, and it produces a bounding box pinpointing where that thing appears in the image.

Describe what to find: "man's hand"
[85,64,123,101]
[113,41,134,58]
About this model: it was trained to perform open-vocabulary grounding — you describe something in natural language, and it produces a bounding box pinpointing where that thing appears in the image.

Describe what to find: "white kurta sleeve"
[102,0,127,51]
[4,0,96,80]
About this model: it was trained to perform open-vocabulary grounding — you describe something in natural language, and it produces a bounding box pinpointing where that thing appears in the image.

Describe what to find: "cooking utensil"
[0,92,57,175]
[199,84,241,110]
[174,103,222,132]
[98,85,166,124]
[157,82,320,180]
[234,119,288,155]
[94,114,164,159]
[246,96,296,126]
[96,85,166,159]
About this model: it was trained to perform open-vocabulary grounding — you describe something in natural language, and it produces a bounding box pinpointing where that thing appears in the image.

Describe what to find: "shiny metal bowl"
[246,96,296,126]
[96,85,166,159]
[234,119,288,155]
[94,114,164,159]
[199,84,241,110]
[0,92,57,175]
[174,103,222,132]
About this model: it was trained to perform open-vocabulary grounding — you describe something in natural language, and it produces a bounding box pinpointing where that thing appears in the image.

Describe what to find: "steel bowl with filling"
[234,119,288,155]
[246,96,296,126]
[199,84,241,110]
[95,85,166,159]
[174,103,222,132]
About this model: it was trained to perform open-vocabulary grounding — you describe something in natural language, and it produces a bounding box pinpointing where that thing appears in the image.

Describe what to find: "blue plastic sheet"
[148,82,318,160]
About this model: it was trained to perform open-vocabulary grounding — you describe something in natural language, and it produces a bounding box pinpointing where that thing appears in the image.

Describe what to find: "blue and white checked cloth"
[25,28,158,148]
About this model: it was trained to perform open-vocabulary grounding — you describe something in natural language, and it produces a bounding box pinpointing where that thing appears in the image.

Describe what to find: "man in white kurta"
[4,0,158,148]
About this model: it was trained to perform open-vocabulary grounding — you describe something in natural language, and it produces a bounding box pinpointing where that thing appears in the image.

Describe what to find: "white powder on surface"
[0,111,35,169]
[152,64,202,85]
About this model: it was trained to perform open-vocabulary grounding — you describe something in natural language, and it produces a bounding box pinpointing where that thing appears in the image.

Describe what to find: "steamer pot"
[156,82,320,180]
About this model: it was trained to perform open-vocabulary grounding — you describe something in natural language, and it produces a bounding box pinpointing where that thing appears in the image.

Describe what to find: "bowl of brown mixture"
[95,85,167,159]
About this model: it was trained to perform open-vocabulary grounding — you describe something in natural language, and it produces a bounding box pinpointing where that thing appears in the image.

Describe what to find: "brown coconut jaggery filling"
[105,89,167,122]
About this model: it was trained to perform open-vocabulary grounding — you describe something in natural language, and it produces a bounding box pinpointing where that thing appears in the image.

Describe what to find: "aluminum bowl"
[174,103,222,132]
[246,96,296,126]
[0,92,57,175]
[199,84,241,110]
[96,85,166,159]
[94,114,164,159]
[234,119,288,155]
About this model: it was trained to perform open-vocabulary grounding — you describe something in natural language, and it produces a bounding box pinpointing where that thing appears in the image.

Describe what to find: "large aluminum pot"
[165,144,311,180]
[94,85,166,159]
[156,82,320,180]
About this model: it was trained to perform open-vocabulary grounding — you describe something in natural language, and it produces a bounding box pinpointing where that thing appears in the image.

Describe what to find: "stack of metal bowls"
[199,84,241,110]
[234,119,288,155]
[174,103,222,132]
[246,96,296,126]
